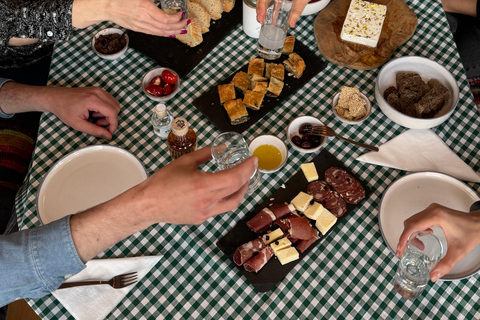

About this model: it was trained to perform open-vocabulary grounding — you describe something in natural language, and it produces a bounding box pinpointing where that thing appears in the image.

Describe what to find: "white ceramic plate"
[37,145,148,225]
[379,172,480,280]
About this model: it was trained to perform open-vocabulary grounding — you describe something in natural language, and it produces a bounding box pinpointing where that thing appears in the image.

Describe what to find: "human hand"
[134,147,258,225]
[396,203,480,282]
[256,0,310,28]
[46,87,120,140]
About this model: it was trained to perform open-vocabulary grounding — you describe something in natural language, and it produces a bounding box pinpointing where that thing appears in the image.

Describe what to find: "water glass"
[211,132,261,194]
[256,0,292,60]
[394,231,444,299]
[160,0,188,16]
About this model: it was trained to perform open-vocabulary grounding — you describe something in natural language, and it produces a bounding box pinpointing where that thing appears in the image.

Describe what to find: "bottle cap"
[171,117,189,136]
[154,104,167,118]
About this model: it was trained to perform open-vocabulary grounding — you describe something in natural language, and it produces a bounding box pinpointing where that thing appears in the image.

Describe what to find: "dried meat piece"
[233,237,266,266]
[246,208,276,233]
[244,246,274,273]
[286,216,315,240]
[296,229,320,253]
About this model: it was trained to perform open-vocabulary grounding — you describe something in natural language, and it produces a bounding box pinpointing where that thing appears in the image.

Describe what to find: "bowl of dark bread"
[375,56,459,129]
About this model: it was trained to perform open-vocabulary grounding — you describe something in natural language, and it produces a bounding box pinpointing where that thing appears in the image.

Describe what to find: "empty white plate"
[379,172,480,280]
[37,145,148,225]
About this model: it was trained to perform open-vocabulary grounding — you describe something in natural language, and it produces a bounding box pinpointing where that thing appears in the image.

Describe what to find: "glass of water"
[160,0,188,16]
[256,0,292,60]
[211,132,261,194]
[394,231,444,299]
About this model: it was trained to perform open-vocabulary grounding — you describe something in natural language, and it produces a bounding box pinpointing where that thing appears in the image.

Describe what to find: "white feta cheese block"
[270,237,292,253]
[276,247,300,265]
[263,228,284,245]
[303,201,325,220]
[301,163,318,182]
[340,0,387,48]
[315,207,337,235]
[291,191,313,212]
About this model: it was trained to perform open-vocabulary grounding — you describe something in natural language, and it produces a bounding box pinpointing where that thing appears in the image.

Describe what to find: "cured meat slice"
[269,204,296,219]
[325,167,365,205]
[233,237,266,266]
[325,167,351,188]
[342,183,366,204]
[323,191,347,217]
[287,216,315,240]
[296,229,320,253]
[246,208,276,233]
[307,181,331,202]
[244,246,275,273]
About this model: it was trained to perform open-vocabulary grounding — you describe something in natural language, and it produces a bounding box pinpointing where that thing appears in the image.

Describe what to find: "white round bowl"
[91,28,129,60]
[249,135,288,173]
[286,115,326,153]
[375,56,459,129]
[142,67,181,102]
[301,0,331,16]
[332,90,372,125]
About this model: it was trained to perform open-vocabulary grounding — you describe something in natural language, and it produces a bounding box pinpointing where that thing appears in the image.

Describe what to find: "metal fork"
[58,272,138,289]
[305,125,379,152]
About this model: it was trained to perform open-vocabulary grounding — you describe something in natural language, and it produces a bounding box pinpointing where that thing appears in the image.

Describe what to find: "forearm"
[0,82,58,114]
[72,0,111,28]
[442,0,477,16]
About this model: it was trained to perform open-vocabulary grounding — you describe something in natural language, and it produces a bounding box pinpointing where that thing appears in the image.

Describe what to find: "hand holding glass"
[257,0,292,60]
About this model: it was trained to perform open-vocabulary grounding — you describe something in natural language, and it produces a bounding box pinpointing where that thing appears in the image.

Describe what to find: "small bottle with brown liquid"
[167,117,197,160]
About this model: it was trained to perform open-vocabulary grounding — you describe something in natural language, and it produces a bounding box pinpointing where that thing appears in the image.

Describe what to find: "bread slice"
[195,0,223,20]
[188,0,211,33]
[176,21,203,47]
[223,0,236,12]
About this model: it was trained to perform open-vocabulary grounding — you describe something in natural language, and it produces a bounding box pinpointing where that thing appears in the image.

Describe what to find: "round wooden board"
[314,0,417,70]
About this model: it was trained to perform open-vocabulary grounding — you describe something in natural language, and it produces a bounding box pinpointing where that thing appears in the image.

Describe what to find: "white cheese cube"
[303,202,325,220]
[270,237,292,253]
[301,163,318,182]
[340,0,387,48]
[263,228,284,245]
[276,247,299,265]
[291,191,313,212]
[315,208,337,235]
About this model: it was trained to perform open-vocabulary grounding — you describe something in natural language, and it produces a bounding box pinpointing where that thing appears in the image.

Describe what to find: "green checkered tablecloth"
[15,0,480,318]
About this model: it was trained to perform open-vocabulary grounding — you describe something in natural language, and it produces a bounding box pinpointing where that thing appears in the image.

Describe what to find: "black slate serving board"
[217,149,371,292]
[192,38,327,133]
[127,3,242,79]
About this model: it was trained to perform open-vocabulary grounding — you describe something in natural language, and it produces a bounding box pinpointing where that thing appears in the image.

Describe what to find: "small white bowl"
[286,116,326,153]
[375,56,459,129]
[331,91,372,125]
[91,28,129,60]
[142,67,181,102]
[301,0,331,16]
[249,135,288,173]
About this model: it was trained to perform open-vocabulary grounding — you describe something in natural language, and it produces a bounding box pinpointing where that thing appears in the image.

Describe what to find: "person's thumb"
[430,253,462,282]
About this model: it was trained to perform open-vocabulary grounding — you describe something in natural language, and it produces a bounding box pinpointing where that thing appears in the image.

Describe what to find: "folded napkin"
[53,256,162,320]
[356,129,480,183]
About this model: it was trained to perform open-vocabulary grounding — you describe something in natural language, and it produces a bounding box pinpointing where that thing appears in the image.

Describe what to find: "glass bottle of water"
[151,104,173,140]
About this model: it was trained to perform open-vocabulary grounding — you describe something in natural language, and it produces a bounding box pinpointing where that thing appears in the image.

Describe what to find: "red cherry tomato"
[161,70,178,85]
[149,76,163,86]
[145,84,163,97]
[162,83,174,96]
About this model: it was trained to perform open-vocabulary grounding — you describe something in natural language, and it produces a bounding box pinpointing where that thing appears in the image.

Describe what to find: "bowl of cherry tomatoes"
[286,115,326,153]
[142,67,180,102]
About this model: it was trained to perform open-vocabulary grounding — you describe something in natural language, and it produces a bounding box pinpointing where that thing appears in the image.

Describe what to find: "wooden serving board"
[314,0,417,70]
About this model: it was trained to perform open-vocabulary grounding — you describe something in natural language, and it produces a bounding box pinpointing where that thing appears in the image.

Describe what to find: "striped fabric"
[468,75,480,110]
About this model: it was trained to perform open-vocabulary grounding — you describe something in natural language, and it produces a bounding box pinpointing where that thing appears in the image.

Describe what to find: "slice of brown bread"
[176,21,203,47]
[223,0,235,12]
[195,0,223,20]
[188,0,211,33]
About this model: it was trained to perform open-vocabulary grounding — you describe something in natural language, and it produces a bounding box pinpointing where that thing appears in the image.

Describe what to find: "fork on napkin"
[53,255,161,320]
[356,129,480,183]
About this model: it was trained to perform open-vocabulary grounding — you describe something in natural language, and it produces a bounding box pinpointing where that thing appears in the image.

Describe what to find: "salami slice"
[343,183,366,204]
[296,229,320,253]
[233,237,266,266]
[323,191,347,217]
[325,167,365,205]
[244,246,274,273]
[307,181,331,202]
[325,167,351,188]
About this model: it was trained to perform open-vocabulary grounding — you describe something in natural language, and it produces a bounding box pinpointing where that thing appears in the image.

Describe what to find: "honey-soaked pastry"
[223,98,249,125]
[217,83,236,104]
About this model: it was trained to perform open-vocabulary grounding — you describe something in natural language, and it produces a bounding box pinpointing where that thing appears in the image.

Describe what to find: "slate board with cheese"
[217,149,371,292]
[314,0,417,70]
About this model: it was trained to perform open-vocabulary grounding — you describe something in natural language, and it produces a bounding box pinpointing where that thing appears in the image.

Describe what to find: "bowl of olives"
[286,115,326,153]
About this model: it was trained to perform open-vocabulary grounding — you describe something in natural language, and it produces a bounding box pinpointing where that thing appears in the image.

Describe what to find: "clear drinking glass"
[211,132,261,194]
[256,0,292,60]
[394,231,444,299]
[160,0,188,16]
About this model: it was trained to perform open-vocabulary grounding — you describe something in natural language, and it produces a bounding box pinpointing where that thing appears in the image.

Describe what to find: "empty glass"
[160,0,188,16]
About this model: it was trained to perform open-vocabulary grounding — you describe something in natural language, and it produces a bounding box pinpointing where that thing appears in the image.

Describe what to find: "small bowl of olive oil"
[249,135,288,173]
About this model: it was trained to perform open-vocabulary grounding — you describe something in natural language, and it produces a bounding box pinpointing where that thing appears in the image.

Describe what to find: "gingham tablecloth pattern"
[15,0,480,318]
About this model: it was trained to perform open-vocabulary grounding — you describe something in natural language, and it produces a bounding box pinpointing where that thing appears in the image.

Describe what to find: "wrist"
[72,0,110,28]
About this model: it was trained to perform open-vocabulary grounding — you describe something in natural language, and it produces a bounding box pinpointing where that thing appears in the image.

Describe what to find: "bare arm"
[442,0,477,16]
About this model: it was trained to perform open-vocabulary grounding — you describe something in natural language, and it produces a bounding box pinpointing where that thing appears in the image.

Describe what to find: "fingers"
[181,146,213,167]
[206,180,250,217]
[288,0,309,27]
[256,0,268,23]
[74,121,113,140]
[430,252,463,282]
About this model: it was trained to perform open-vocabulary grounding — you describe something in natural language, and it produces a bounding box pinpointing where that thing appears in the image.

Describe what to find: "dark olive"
[302,134,310,141]
[299,123,311,134]
[301,141,312,149]
[311,136,321,147]
[292,135,302,146]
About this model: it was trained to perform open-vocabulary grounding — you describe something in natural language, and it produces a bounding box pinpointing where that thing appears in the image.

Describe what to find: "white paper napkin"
[356,129,480,183]
[53,256,162,320]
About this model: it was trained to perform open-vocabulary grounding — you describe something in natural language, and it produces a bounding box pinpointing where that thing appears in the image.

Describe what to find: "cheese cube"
[303,202,325,220]
[291,191,313,212]
[315,208,337,235]
[276,247,299,265]
[340,0,387,48]
[301,163,318,182]
[263,228,284,245]
[270,237,292,253]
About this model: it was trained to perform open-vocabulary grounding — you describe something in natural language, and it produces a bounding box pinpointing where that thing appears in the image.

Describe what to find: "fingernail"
[181,30,187,35]
[102,134,110,140]
[431,272,440,282]
[181,12,185,18]
[187,19,191,25]
[253,156,258,168]
[169,35,176,38]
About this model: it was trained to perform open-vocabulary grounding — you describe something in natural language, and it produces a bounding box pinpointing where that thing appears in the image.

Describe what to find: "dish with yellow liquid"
[249,135,288,173]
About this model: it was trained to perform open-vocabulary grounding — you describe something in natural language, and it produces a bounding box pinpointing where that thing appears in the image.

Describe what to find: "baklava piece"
[243,90,265,110]
[223,99,249,125]
[267,77,284,96]
[247,58,265,76]
[231,71,251,94]
[282,36,295,54]
[283,53,305,79]
[217,83,236,104]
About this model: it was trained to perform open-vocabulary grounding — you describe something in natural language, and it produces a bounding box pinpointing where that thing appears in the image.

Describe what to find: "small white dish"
[301,0,331,16]
[91,28,129,60]
[378,172,480,280]
[37,145,148,225]
[286,116,326,153]
[332,91,372,125]
[142,67,181,102]
[248,135,288,173]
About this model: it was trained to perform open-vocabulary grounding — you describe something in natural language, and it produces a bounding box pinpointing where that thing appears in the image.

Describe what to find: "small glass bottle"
[167,117,197,160]
[151,104,173,140]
